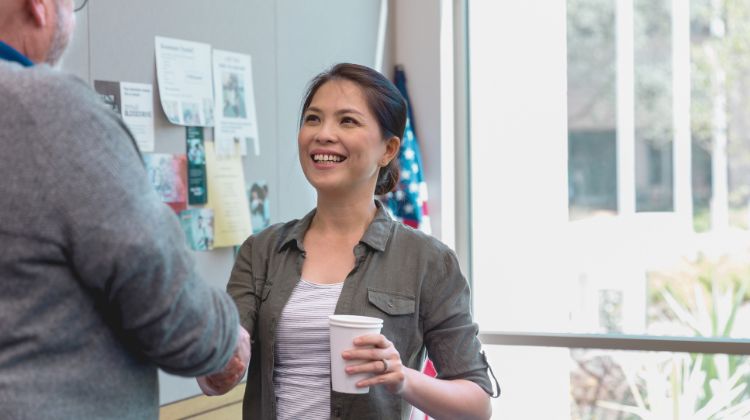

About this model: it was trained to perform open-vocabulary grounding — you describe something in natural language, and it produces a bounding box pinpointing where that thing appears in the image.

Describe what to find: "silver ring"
[381,358,390,373]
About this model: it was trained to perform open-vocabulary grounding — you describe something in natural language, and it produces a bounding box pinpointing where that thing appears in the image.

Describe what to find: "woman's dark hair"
[300,63,407,195]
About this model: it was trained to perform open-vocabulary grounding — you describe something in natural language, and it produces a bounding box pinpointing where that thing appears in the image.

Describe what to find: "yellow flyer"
[205,141,253,247]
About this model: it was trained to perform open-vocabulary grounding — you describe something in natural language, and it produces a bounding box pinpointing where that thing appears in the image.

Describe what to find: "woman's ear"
[381,136,401,166]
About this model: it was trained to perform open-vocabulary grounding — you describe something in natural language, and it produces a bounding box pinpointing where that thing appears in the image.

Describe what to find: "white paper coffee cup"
[329,315,383,394]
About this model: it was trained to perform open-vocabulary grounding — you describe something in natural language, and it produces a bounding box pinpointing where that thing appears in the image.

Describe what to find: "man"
[0,1,250,418]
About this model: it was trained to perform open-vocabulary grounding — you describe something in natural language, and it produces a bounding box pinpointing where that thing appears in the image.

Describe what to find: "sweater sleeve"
[29,71,238,376]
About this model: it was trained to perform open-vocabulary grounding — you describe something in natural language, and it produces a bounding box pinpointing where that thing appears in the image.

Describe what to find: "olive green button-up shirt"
[228,201,493,420]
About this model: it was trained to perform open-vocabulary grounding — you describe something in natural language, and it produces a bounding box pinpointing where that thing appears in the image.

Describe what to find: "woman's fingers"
[353,333,391,348]
[342,347,384,361]
[341,333,406,395]
[345,357,402,374]
[355,370,405,388]
[342,333,395,361]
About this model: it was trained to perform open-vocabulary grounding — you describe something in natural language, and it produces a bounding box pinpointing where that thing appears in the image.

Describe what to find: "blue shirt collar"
[0,41,33,67]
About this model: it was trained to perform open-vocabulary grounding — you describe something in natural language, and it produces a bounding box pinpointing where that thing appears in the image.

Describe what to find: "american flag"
[385,66,431,234]
[386,66,435,420]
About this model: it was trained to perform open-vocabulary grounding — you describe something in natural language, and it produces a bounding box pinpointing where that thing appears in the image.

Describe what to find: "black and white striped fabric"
[274,279,344,420]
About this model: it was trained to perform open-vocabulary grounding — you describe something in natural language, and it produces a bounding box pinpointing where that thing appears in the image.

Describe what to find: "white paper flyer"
[94,80,155,152]
[155,36,214,127]
[212,49,260,157]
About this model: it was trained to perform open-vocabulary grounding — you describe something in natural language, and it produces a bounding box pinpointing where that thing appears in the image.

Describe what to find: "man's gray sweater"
[0,61,239,419]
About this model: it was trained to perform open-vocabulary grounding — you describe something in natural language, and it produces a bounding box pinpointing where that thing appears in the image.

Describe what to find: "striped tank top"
[274,279,344,420]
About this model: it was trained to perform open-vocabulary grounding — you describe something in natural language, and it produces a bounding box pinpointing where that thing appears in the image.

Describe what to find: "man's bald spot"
[0,0,33,37]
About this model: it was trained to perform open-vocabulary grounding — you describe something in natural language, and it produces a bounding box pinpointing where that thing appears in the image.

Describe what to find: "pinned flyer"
[186,127,208,205]
[212,50,260,157]
[248,181,270,234]
[180,208,215,251]
[142,153,188,213]
[205,142,253,247]
[155,36,214,127]
[94,80,155,152]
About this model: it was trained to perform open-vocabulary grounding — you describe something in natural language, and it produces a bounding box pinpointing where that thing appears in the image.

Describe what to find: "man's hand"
[197,325,251,396]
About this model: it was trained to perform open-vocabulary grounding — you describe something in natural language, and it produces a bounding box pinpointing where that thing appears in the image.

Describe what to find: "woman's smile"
[311,151,348,169]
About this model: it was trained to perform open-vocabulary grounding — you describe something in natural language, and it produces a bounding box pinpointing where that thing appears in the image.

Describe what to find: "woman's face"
[298,80,396,197]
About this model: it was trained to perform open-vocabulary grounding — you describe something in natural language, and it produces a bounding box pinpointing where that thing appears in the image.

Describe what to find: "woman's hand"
[342,333,406,395]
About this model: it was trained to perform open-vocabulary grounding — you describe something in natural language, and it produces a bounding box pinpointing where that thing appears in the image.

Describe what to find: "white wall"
[469,1,571,418]
[392,0,449,244]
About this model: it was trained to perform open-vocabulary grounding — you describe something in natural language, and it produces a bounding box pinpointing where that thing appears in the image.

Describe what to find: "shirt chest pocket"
[367,289,417,351]
[367,289,415,316]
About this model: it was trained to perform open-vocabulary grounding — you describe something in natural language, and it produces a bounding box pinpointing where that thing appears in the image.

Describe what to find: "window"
[484,345,750,419]
[465,0,750,417]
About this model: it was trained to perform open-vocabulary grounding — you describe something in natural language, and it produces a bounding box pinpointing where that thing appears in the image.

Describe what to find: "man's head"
[0,0,76,65]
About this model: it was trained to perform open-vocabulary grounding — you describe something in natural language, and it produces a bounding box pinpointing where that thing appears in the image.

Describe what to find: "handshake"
[196,325,251,396]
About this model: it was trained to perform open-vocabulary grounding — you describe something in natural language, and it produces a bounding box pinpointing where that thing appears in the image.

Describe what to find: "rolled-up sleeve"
[421,249,493,395]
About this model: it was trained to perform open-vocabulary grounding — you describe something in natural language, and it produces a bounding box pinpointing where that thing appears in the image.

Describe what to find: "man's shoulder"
[0,63,124,145]
[0,63,106,131]
[0,62,139,170]
[0,62,90,102]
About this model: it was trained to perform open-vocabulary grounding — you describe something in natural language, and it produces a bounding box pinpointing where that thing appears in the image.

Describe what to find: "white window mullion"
[672,0,693,228]
[440,0,456,250]
[709,0,730,232]
[469,2,570,416]
[616,0,636,215]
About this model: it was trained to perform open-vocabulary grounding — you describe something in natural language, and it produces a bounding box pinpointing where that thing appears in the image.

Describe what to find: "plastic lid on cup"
[329,315,383,328]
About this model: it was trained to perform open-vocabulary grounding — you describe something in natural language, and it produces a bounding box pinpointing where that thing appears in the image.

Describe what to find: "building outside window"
[466,0,750,418]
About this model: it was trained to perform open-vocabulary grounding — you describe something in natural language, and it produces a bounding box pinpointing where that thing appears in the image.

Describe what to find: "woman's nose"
[314,122,338,143]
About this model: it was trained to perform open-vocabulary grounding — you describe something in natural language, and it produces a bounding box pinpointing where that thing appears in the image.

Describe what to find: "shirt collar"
[0,41,33,67]
[279,200,393,253]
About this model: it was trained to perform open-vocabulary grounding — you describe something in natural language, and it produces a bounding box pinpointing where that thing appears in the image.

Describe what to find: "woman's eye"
[341,117,358,125]
[304,114,320,123]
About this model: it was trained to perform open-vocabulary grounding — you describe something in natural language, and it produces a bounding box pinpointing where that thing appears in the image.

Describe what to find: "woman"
[198,63,496,420]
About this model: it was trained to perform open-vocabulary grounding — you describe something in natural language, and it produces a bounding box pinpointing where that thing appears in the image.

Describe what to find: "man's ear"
[26,0,49,27]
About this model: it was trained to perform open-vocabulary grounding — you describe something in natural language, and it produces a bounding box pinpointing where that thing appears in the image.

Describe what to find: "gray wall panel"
[275,0,382,222]
[62,7,89,79]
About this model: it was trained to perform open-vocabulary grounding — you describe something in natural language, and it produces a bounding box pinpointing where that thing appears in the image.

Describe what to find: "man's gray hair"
[46,0,73,66]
